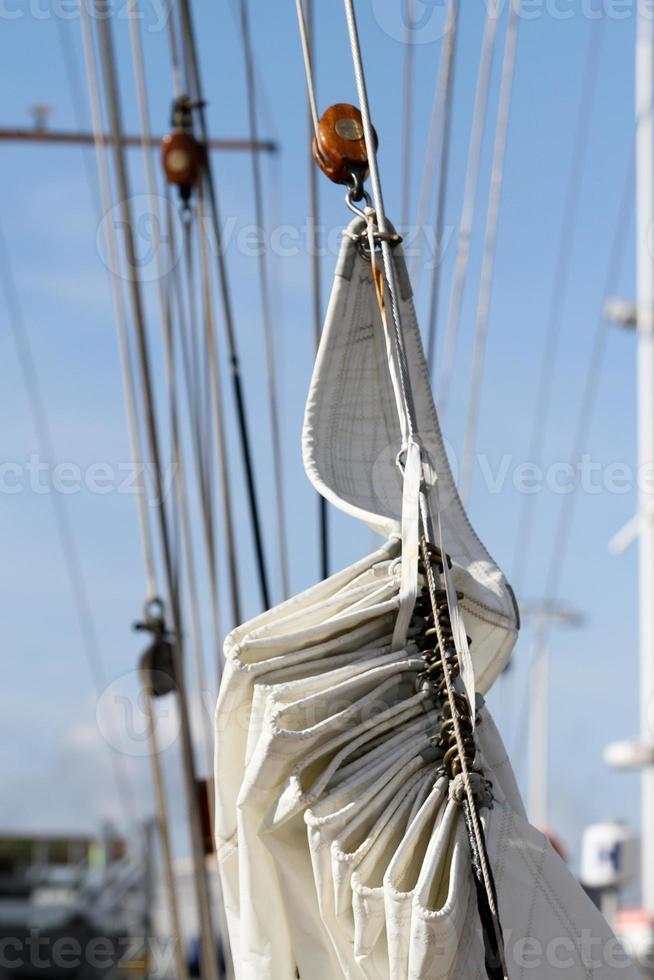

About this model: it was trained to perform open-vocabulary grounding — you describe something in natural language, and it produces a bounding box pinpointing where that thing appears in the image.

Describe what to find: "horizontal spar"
[0,126,278,153]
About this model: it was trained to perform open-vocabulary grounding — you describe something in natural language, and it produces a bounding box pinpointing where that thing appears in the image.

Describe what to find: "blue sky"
[0,0,645,877]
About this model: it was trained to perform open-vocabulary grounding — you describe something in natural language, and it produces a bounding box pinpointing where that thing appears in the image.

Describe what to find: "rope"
[176,0,272,610]
[410,0,457,291]
[196,182,243,629]
[164,0,184,100]
[299,0,329,579]
[55,19,102,217]
[126,0,221,786]
[460,0,521,504]
[438,0,500,420]
[79,0,158,601]
[142,686,189,980]
[181,210,225,662]
[86,4,219,976]
[239,0,290,599]
[424,0,458,369]
[0,214,138,827]
[401,0,416,228]
[342,3,507,970]
[295,0,320,139]
[510,18,605,588]
[343,0,418,440]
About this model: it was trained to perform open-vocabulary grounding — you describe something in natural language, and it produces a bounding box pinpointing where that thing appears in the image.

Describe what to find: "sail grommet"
[311,103,377,190]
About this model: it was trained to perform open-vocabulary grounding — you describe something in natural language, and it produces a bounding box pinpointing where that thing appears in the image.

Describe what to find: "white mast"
[522,601,583,830]
[636,0,654,916]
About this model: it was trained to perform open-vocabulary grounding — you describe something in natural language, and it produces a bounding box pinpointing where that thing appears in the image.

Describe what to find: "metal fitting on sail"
[412,547,478,782]
[135,597,177,697]
[161,96,204,206]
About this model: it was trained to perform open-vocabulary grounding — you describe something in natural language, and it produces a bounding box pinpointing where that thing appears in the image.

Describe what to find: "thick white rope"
[438,1,501,420]
[460,0,521,504]
[343,0,418,440]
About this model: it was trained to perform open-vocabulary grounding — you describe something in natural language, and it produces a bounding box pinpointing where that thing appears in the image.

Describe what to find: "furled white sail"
[214,218,638,979]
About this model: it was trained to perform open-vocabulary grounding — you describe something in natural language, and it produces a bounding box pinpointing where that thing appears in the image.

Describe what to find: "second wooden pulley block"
[312,103,377,191]
[161,96,203,200]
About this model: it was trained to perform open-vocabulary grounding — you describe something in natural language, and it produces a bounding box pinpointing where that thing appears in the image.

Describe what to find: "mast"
[636,0,654,915]
[522,601,583,830]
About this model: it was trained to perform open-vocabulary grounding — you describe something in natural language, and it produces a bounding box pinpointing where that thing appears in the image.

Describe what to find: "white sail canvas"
[214,218,638,979]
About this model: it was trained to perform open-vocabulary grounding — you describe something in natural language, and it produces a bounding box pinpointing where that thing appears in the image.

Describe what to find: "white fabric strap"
[392,437,422,650]
[367,212,419,650]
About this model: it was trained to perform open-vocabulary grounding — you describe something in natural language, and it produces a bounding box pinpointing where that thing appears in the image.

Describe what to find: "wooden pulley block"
[161,129,202,192]
[312,103,377,188]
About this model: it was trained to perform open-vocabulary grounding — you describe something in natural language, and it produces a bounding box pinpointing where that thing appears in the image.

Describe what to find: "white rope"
[85,3,220,973]
[303,0,330,580]
[126,0,223,761]
[401,0,416,228]
[410,0,458,293]
[460,0,521,504]
[196,183,243,628]
[342,0,418,440]
[165,0,184,100]
[295,0,320,139]
[80,0,157,599]
[143,688,189,980]
[438,0,501,420]
[239,0,290,600]
[424,0,458,369]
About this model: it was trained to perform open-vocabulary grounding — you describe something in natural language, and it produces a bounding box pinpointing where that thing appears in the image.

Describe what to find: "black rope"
[463,799,507,980]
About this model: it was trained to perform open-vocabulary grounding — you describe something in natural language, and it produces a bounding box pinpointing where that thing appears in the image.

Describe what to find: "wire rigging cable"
[401,0,416,228]
[410,0,457,290]
[301,0,330,580]
[82,3,219,974]
[460,0,521,505]
[125,0,221,780]
[438,0,501,419]
[424,0,458,369]
[296,0,320,140]
[510,19,605,588]
[196,182,243,627]
[0,215,137,827]
[238,0,290,600]
[175,0,272,611]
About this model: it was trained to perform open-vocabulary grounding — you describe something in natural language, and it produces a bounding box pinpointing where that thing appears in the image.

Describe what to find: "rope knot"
[448,771,493,810]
